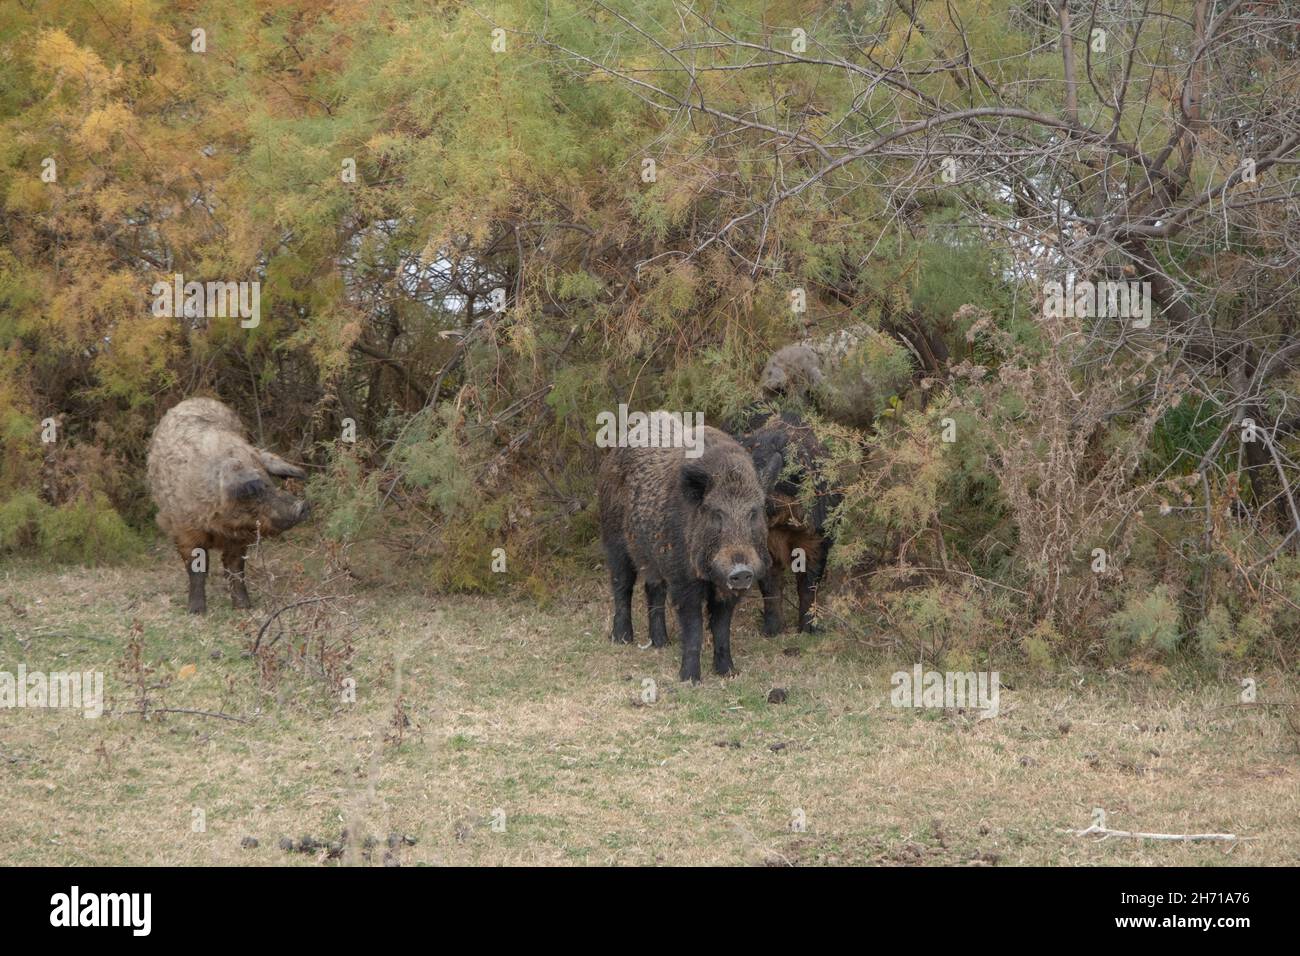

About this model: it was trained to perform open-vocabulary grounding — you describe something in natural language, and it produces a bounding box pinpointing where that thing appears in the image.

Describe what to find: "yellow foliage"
[92,182,130,219]
[76,102,134,153]
[4,175,50,214]
[48,269,140,344]
[33,29,113,92]
[92,314,178,402]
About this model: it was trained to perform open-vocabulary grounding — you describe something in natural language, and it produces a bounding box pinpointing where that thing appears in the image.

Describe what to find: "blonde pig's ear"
[257,449,307,480]
[218,458,269,502]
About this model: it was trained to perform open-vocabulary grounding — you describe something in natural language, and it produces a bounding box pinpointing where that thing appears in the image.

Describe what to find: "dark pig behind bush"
[738,411,841,634]
[147,397,310,614]
[597,417,778,681]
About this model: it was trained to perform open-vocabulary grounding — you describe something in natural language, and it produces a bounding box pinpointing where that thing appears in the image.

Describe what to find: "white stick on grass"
[1058,808,1243,843]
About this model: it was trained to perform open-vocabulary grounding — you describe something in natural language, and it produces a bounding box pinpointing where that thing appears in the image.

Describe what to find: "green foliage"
[38,494,143,563]
[1194,604,1233,658]
[868,403,951,530]
[0,493,45,552]
[883,583,1013,666]
[307,445,380,544]
[1195,604,1273,660]
[1106,586,1183,658]
[0,492,142,563]
[910,231,1009,325]
[1148,397,1222,476]
[1019,620,1059,672]
[818,331,914,427]
[395,405,476,517]
[662,340,765,428]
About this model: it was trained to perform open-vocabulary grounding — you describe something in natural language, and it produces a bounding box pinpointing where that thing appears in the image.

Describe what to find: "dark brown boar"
[146,397,310,614]
[597,421,779,681]
[737,411,841,634]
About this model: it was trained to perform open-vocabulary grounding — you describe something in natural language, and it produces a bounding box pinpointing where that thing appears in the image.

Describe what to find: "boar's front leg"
[673,583,706,682]
[183,545,207,615]
[795,571,814,632]
[223,547,251,610]
[706,587,737,676]
[605,542,637,644]
[645,580,669,647]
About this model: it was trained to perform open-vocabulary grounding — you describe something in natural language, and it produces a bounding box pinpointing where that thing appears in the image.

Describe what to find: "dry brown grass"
[1,551,1297,866]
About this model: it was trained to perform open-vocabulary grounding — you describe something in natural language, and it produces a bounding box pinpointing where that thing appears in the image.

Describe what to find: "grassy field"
[1,551,1297,866]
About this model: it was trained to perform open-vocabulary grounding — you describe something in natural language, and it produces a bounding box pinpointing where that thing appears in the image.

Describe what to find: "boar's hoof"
[762,616,784,638]
[611,628,634,645]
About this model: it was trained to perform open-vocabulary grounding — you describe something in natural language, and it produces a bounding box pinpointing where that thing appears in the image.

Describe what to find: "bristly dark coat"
[597,422,778,681]
[736,411,841,634]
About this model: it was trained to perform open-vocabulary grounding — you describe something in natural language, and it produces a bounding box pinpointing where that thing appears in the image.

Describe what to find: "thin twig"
[253,596,345,652]
[118,707,252,724]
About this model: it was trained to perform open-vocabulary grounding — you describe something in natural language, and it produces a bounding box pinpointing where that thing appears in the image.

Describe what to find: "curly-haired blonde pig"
[147,398,310,613]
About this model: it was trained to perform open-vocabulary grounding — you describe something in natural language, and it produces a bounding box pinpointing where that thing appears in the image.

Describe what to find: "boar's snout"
[760,362,786,396]
[268,492,310,532]
[709,546,762,594]
[726,564,754,590]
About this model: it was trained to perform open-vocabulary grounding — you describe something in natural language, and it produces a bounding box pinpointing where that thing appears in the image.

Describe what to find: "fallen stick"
[1055,811,1237,842]
[1060,806,1242,842]
[118,707,252,724]
[1059,823,1241,842]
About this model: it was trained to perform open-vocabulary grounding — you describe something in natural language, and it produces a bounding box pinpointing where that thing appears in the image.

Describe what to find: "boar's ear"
[756,451,784,492]
[231,475,269,501]
[258,450,307,480]
[219,460,269,502]
[681,461,711,505]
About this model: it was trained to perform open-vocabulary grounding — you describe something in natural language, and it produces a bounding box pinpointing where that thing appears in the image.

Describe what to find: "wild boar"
[146,397,310,614]
[759,343,824,398]
[737,412,841,634]
[597,420,779,681]
[760,324,911,428]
